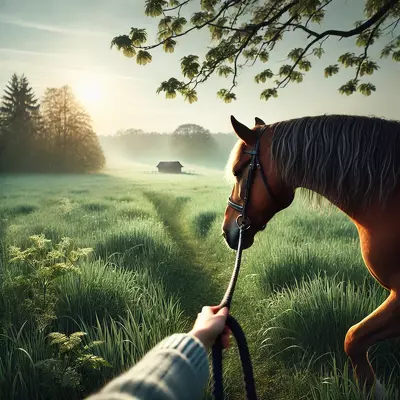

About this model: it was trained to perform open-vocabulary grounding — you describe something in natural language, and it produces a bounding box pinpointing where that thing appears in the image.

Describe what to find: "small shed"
[156,161,183,174]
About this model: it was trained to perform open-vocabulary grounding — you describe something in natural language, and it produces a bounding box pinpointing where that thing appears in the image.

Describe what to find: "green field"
[0,167,399,400]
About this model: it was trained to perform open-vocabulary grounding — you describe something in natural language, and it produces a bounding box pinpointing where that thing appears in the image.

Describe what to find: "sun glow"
[75,78,103,107]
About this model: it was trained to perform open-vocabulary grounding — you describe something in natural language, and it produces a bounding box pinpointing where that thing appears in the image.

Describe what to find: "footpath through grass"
[144,189,314,399]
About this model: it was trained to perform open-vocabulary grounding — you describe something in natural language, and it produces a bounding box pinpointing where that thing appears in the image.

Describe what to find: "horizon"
[1,0,399,136]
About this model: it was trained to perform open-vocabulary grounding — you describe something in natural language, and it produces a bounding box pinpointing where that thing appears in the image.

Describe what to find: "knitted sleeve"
[86,333,210,400]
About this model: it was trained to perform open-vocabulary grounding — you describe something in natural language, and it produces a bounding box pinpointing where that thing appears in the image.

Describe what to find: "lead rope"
[212,226,257,400]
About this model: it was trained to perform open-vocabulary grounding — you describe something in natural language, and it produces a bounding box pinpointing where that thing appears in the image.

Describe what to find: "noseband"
[227,127,276,229]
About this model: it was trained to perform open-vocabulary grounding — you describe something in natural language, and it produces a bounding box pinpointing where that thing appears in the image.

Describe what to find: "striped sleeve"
[86,333,209,400]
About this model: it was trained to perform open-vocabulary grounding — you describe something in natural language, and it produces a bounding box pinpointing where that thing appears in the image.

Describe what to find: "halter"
[212,126,276,400]
[227,127,277,229]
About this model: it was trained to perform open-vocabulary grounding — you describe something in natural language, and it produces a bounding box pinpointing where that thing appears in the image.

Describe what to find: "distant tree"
[40,86,105,173]
[0,74,39,124]
[0,73,40,171]
[170,123,218,161]
[112,0,400,103]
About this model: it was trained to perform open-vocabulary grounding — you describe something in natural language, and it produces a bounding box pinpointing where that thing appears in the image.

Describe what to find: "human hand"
[189,306,230,350]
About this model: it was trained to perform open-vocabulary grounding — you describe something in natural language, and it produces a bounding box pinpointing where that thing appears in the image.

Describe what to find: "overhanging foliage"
[112,0,400,102]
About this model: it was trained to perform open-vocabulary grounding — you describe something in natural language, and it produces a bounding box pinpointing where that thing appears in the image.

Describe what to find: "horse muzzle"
[222,226,256,250]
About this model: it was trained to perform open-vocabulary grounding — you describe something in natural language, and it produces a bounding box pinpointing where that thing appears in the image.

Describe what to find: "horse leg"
[344,289,400,398]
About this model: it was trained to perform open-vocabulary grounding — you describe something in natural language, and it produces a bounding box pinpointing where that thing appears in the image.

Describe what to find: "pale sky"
[0,0,399,135]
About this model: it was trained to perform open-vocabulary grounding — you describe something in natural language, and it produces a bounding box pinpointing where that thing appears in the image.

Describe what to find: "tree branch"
[163,0,192,13]
[290,0,399,40]
[355,18,385,80]
[135,0,243,51]
[275,0,398,90]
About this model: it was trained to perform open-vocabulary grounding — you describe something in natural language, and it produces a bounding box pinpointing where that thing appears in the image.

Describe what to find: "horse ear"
[231,115,255,144]
[255,117,265,126]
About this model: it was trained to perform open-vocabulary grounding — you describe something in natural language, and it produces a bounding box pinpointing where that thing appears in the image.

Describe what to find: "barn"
[156,161,183,174]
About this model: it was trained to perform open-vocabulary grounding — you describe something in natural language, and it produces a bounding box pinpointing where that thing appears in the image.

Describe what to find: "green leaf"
[298,59,311,72]
[123,47,136,58]
[359,60,379,76]
[311,9,325,23]
[260,88,278,101]
[201,0,218,12]
[145,0,168,17]
[324,64,339,78]
[217,66,233,78]
[110,35,132,50]
[338,52,358,68]
[216,89,236,103]
[156,78,182,99]
[393,51,400,61]
[70,332,87,339]
[130,28,147,46]
[136,50,152,65]
[290,71,304,83]
[259,50,269,63]
[171,17,187,34]
[313,47,324,59]
[278,64,292,77]
[338,79,358,96]
[358,83,376,96]
[158,16,173,31]
[254,69,274,84]
[181,89,198,104]
[243,48,258,60]
[191,12,209,26]
[163,39,177,53]
[288,48,303,62]
[181,55,200,79]
[380,45,393,59]
[48,332,68,346]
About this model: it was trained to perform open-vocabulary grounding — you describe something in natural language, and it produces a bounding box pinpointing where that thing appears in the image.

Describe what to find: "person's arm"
[86,307,229,400]
[87,333,208,400]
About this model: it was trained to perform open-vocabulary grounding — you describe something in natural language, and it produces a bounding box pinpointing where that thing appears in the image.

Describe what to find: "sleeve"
[86,333,210,400]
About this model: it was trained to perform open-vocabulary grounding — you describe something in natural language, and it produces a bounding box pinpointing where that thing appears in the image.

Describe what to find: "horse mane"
[225,139,243,183]
[270,114,400,208]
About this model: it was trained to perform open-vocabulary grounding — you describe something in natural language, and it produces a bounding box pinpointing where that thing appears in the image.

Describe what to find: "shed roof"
[156,161,183,168]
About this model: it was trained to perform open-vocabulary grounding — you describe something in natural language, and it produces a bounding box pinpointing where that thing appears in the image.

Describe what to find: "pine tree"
[0,73,39,125]
[0,73,40,172]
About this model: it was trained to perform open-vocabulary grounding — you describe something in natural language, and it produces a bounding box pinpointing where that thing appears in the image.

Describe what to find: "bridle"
[212,126,277,400]
[227,126,277,230]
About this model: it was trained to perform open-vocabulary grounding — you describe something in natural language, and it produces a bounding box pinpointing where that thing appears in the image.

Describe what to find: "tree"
[111,0,400,102]
[0,73,39,124]
[40,86,105,173]
[0,74,40,171]
[170,123,218,161]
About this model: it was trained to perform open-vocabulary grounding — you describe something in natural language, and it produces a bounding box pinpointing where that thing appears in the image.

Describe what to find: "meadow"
[0,166,399,400]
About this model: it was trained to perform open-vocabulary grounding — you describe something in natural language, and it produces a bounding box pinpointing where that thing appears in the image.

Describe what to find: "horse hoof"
[373,379,385,400]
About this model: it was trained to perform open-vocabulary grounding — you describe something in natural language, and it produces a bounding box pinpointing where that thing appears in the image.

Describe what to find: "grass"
[0,168,399,400]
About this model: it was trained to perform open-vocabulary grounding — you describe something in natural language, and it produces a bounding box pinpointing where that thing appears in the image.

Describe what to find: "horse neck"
[291,181,360,219]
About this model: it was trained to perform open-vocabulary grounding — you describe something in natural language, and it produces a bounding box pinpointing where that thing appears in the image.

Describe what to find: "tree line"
[0,74,105,173]
[99,123,237,168]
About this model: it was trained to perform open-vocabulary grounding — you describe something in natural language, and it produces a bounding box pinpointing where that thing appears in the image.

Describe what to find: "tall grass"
[1,171,399,400]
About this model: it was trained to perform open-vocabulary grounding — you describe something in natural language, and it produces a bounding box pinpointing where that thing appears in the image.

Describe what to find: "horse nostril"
[260,224,266,231]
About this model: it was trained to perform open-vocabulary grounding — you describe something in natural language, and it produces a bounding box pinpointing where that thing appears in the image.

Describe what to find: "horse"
[222,114,400,399]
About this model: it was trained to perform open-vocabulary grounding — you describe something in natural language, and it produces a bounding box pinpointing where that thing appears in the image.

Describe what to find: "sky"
[0,0,399,136]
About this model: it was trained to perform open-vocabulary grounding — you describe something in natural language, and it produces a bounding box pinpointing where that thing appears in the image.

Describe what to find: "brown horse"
[222,114,400,399]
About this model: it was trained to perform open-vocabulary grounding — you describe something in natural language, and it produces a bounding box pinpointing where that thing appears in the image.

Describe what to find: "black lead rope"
[212,128,275,400]
[212,227,257,400]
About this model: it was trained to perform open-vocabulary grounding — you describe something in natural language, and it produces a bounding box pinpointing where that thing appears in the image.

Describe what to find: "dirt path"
[145,190,277,398]
[144,191,225,321]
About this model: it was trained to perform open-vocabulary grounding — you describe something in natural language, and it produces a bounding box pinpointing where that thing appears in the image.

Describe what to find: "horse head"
[222,116,295,250]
